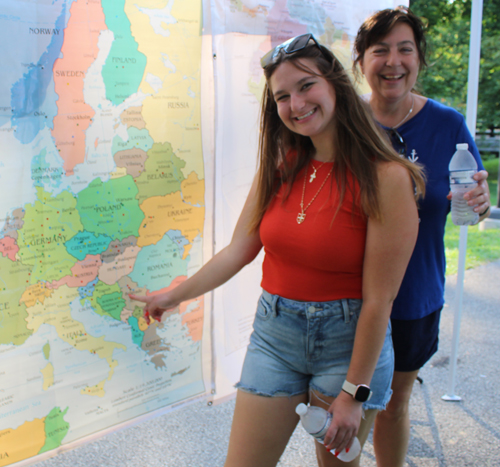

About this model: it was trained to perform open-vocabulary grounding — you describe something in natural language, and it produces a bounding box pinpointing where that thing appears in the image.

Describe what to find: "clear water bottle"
[295,403,361,462]
[449,143,479,226]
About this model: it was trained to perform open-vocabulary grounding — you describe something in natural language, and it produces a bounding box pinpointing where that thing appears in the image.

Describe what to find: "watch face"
[355,385,371,402]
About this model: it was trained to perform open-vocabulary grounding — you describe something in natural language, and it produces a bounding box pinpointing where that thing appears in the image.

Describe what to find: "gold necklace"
[297,163,332,224]
[308,160,327,183]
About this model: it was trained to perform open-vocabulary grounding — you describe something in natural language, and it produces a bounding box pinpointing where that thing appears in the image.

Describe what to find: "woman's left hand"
[447,170,491,218]
[323,391,363,456]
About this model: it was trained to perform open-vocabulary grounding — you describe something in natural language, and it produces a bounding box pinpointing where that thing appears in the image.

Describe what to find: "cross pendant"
[309,172,316,183]
[297,212,306,224]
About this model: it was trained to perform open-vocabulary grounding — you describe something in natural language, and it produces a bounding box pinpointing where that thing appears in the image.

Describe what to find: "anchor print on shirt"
[407,148,421,215]
[408,149,419,163]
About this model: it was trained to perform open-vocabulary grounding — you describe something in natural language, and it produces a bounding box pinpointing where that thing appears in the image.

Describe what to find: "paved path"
[34,259,500,467]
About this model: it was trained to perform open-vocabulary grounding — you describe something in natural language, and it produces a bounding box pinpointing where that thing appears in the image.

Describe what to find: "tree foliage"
[410,0,500,133]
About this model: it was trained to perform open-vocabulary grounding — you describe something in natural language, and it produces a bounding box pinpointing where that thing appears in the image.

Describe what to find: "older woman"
[354,7,491,467]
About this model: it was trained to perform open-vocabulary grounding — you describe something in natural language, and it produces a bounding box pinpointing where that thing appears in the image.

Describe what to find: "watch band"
[479,206,490,217]
[342,380,373,402]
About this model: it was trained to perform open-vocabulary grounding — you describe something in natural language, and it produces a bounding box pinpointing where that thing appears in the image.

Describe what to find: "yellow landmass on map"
[126,0,203,179]
[181,171,204,206]
[137,182,204,259]
[19,283,53,308]
[25,285,81,332]
[24,285,126,395]
[0,418,46,466]
[81,359,118,397]
[81,380,106,397]
[319,17,362,89]
[248,74,266,105]
[110,166,127,179]
[137,315,149,331]
[41,362,54,391]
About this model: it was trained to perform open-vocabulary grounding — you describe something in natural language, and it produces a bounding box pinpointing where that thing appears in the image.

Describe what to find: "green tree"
[410,0,500,133]
[478,0,500,133]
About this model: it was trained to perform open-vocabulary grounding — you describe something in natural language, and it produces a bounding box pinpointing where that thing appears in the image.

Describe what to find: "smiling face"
[269,58,336,152]
[360,22,420,104]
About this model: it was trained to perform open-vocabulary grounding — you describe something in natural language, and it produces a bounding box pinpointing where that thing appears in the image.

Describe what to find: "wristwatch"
[342,380,373,402]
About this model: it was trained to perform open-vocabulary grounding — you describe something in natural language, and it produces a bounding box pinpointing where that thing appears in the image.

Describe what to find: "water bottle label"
[311,426,328,443]
[310,413,331,443]
[450,169,476,185]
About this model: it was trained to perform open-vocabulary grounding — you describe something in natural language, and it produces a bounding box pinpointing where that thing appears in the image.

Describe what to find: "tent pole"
[442,0,484,402]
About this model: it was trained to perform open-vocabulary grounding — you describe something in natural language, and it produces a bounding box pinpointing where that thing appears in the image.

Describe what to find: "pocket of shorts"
[256,295,274,321]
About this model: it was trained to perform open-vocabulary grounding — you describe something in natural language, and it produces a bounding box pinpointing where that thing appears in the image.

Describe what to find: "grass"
[483,157,499,206]
[444,155,500,275]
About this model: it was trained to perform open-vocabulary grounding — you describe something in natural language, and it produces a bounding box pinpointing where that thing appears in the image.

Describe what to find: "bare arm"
[324,162,420,453]
[130,177,263,322]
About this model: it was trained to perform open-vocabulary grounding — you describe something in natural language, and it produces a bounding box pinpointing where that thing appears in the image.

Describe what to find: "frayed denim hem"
[308,383,393,412]
[364,388,393,411]
[235,383,307,398]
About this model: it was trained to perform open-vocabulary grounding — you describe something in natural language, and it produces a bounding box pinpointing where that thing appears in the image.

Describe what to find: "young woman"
[353,8,491,467]
[131,34,425,467]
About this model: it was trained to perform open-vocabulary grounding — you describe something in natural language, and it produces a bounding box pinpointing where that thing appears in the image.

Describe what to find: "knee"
[379,395,410,421]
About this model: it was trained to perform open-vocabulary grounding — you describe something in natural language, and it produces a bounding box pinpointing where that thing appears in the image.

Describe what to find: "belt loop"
[341,299,350,323]
[271,293,279,317]
[263,289,279,317]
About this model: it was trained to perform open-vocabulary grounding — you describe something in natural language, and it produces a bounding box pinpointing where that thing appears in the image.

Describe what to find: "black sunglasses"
[387,128,407,158]
[260,34,329,69]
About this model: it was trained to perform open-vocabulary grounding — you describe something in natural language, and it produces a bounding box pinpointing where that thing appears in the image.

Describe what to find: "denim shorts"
[236,290,394,410]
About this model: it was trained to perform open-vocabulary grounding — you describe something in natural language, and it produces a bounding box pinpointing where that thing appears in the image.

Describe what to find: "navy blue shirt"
[389,98,483,320]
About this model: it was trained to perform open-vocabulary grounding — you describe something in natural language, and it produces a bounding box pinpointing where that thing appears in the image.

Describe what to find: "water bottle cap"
[295,403,308,416]
[456,143,468,150]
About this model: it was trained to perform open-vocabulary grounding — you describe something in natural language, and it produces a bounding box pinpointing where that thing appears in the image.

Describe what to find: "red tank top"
[260,162,367,301]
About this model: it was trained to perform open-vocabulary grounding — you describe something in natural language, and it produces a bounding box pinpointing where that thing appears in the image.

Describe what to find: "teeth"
[296,109,315,120]
[383,75,403,80]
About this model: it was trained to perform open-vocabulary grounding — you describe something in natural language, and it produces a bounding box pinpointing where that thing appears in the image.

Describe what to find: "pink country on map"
[180,298,204,342]
[51,0,107,175]
[0,236,18,261]
[48,255,102,289]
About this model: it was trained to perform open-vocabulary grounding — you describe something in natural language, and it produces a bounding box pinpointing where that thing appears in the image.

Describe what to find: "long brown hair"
[249,40,425,231]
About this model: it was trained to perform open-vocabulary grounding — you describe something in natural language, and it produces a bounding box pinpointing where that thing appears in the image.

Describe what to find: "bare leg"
[373,369,420,467]
[310,391,378,467]
[224,390,308,467]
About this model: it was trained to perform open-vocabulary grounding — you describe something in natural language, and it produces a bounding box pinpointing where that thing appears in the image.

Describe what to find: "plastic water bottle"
[295,403,361,462]
[449,143,479,225]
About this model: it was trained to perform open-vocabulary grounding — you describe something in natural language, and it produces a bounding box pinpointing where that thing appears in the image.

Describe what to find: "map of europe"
[0,0,205,464]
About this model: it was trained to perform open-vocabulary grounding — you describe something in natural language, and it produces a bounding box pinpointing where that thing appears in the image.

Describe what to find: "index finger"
[128,294,149,303]
[473,170,489,182]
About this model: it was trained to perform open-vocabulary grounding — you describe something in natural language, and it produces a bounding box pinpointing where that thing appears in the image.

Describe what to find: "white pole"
[465,0,484,135]
[442,0,484,402]
[442,226,468,401]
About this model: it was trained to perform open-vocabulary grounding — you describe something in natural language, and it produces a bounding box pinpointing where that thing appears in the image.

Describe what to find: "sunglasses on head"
[260,33,330,69]
[387,128,407,158]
